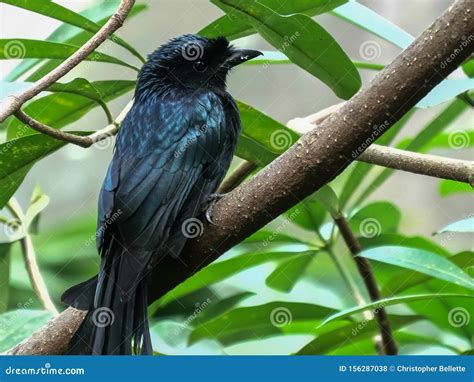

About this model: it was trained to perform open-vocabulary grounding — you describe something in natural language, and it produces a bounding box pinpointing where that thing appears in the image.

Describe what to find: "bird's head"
[137,34,262,94]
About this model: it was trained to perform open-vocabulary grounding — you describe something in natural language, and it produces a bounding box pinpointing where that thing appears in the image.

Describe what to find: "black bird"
[61,34,262,355]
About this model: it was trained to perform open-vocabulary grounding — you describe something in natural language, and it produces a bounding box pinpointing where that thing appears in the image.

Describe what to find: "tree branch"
[333,215,398,355]
[6,199,58,316]
[0,0,136,124]
[7,0,473,355]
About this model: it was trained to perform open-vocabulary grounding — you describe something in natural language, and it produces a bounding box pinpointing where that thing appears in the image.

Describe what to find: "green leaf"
[331,2,413,49]
[189,301,336,345]
[214,0,361,99]
[0,0,144,63]
[354,99,468,206]
[359,246,474,290]
[0,133,83,208]
[25,186,50,234]
[314,185,340,217]
[463,59,474,78]
[199,0,347,40]
[0,309,52,352]
[5,80,135,138]
[439,180,473,197]
[0,39,138,71]
[285,193,327,232]
[319,293,473,327]
[436,217,474,234]
[349,201,401,236]
[7,2,147,81]
[382,251,474,295]
[238,100,299,155]
[235,135,278,167]
[359,234,451,257]
[296,315,419,355]
[418,130,474,152]
[266,252,315,292]
[159,252,310,305]
[0,243,12,313]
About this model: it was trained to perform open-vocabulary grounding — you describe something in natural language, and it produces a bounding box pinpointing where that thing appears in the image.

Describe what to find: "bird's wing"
[96,92,226,291]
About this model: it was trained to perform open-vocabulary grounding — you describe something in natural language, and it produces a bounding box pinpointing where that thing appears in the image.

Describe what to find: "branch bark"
[333,215,398,355]
[7,0,474,355]
[0,0,136,124]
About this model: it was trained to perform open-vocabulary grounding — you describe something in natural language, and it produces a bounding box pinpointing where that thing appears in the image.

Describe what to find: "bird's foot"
[205,193,224,226]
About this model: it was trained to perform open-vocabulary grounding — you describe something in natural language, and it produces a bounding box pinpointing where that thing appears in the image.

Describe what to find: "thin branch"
[218,161,257,193]
[0,0,136,124]
[358,145,474,186]
[7,0,474,355]
[289,105,473,186]
[333,215,398,355]
[6,199,58,316]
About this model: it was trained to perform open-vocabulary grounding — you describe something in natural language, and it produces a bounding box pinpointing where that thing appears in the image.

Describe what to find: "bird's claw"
[205,193,224,226]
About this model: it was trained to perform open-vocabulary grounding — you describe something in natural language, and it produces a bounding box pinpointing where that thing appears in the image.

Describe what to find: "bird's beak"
[224,48,263,67]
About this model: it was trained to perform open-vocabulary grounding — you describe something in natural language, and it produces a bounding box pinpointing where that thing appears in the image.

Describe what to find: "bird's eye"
[193,61,207,72]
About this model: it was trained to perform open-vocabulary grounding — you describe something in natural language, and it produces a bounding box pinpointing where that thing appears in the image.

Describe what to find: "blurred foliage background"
[0,0,472,355]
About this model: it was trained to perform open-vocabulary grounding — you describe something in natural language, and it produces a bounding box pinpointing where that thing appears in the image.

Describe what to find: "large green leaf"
[159,252,309,305]
[0,0,144,63]
[436,217,474,234]
[296,315,419,355]
[354,100,468,206]
[0,133,86,208]
[237,101,299,155]
[265,252,315,292]
[0,243,12,313]
[284,192,327,232]
[438,180,473,197]
[5,80,135,138]
[213,0,360,99]
[7,2,147,81]
[0,309,52,352]
[189,301,337,345]
[0,39,138,71]
[382,251,473,295]
[360,246,474,291]
[349,201,401,237]
[199,0,347,40]
[319,293,473,327]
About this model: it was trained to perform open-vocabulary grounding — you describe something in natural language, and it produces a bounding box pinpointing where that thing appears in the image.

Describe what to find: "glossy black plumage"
[61,34,261,355]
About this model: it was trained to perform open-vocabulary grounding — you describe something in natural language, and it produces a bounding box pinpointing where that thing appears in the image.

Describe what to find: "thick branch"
[333,215,398,355]
[8,0,474,355]
[0,0,135,124]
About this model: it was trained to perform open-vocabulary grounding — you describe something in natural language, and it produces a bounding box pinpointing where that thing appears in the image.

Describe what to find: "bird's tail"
[61,255,152,355]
